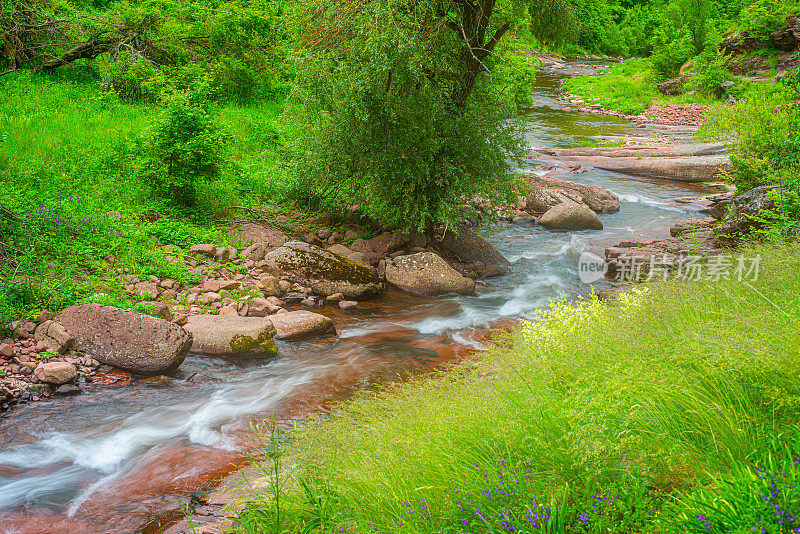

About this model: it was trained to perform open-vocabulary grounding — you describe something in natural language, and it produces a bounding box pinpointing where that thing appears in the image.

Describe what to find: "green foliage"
[685,47,735,96]
[495,38,541,107]
[737,0,796,40]
[287,0,527,232]
[3,0,292,103]
[651,25,696,77]
[563,59,661,115]
[698,69,800,241]
[700,69,800,191]
[237,243,800,533]
[144,92,229,208]
[529,0,582,49]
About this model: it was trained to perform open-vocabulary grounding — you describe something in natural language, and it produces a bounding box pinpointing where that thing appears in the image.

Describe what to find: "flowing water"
[0,66,718,534]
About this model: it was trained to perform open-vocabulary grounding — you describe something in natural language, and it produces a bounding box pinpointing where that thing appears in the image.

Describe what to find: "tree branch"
[478,21,511,60]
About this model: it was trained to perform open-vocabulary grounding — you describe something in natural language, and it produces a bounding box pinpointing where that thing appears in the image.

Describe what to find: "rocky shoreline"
[0,218,517,413]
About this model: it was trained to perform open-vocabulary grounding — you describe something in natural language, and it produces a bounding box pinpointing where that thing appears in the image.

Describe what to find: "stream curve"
[0,64,719,534]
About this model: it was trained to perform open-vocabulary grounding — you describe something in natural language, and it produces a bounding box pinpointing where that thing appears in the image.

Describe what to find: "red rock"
[34,361,77,385]
[56,304,192,375]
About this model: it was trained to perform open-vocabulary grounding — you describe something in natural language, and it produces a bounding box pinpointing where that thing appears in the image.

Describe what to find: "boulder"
[33,320,74,351]
[33,361,77,385]
[670,217,717,237]
[242,243,268,262]
[348,238,372,254]
[259,274,283,297]
[269,310,337,340]
[184,315,277,357]
[716,186,784,243]
[134,282,160,299]
[719,32,762,55]
[770,15,800,51]
[435,224,511,276]
[261,241,382,300]
[657,75,690,95]
[523,175,619,215]
[385,252,475,296]
[539,202,604,230]
[574,155,731,182]
[327,244,371,268]
[56,304,192,375]
[190,244,216,257]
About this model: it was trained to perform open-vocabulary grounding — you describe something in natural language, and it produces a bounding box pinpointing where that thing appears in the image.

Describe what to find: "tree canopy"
[286,0,566,231]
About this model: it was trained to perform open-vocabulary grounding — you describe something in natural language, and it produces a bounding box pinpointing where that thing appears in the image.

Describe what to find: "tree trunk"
[38,36,117,71]
[450,0,510,111]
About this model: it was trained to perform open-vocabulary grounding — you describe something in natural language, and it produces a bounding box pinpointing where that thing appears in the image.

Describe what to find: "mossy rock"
[262,241,382,299]
[184,315,278,358]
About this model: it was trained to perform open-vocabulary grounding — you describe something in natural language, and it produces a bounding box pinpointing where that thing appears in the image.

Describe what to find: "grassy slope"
[563,58,795,117]
[239,243,800,533]
[0,70,284,321]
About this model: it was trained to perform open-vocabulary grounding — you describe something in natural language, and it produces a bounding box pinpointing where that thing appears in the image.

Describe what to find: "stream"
[0,65,718,534]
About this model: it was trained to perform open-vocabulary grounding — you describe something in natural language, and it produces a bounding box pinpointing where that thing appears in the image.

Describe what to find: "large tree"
[286,0,566,232]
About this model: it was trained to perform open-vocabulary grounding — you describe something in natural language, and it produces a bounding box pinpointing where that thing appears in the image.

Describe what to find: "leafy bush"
[685,47,735,96]
[651,26,695,77]
[699,69,800,240]
[287,0,525,232]
[737,0,796,40]
[144,92,229,208]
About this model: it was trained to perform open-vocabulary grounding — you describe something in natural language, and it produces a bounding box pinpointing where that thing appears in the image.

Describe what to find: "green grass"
[562,59,723,116]
[0,69,287,327]
[563,59,663,115]
[237,242,800,533]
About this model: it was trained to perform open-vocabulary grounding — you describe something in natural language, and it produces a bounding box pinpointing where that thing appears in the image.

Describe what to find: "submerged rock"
[591,155,730,182]
[538,202,604,230]
[385,252,475,296]
[262,241,381,300]
[269,310,336,340]
[184,315,277,357]
[57,304,192,375]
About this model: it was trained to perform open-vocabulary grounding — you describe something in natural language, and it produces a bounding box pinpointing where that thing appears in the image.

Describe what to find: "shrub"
[651,26,695,77]
[685,47,734,97]
[737,0,796,40]
[144,92,229,208]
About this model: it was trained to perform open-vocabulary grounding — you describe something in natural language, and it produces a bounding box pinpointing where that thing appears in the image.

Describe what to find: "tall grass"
[238,243,800,533]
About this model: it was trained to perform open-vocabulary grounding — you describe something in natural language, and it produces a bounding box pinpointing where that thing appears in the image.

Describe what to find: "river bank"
[151,64,760,534]
[0,61,747,533]
[221,240,800,534]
